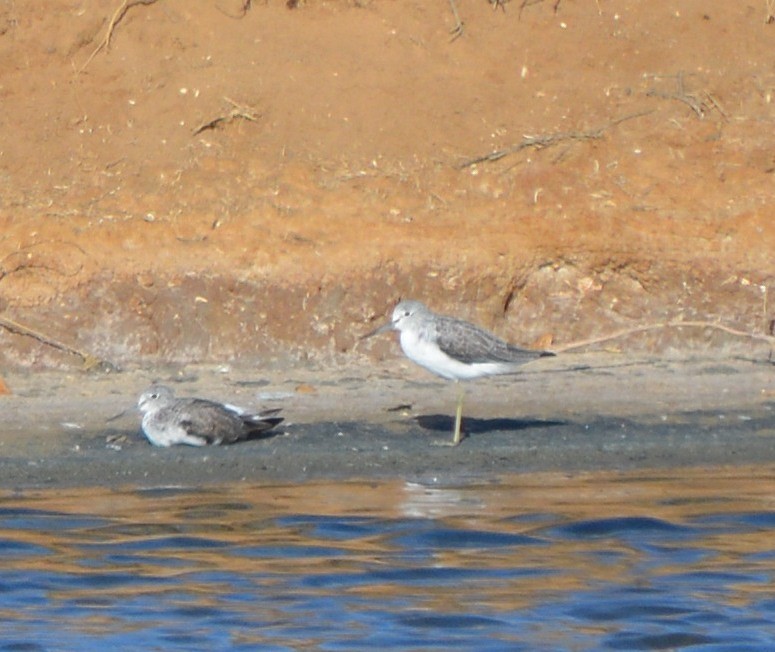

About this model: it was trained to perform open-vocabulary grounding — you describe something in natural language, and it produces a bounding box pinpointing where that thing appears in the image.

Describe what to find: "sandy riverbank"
[1,351,773,489]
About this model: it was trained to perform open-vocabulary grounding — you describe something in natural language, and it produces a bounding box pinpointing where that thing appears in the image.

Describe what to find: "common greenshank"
[363,299,554,445]
[137,385,283,447]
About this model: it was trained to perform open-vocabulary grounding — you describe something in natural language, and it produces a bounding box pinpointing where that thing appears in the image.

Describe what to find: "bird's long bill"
[360,320,394,340]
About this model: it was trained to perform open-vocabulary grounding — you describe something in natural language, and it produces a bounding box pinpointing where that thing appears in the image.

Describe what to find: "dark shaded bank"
[3,408,775,490]
[1,352,773,489]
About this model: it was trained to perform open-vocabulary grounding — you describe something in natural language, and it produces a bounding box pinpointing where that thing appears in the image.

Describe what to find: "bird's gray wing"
[173,398,247,444]
[241,408,284,436]
[434,316,545,365]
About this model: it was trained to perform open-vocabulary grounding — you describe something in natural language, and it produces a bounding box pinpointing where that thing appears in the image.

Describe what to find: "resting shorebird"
[137,385,283,447]
[363,299,554,445]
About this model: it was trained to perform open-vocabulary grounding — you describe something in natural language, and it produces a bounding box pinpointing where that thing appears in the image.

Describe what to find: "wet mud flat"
[0,352,773,489]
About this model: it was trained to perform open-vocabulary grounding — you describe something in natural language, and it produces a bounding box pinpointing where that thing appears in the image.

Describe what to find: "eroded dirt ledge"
[1,1,774,369]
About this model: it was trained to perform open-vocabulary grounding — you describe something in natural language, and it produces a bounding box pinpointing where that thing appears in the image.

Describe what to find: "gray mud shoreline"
[1,353,773,489]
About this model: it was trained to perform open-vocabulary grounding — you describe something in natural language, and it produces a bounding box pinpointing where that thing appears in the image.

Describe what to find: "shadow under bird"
[363,299,554,445]
[137,385,284,447]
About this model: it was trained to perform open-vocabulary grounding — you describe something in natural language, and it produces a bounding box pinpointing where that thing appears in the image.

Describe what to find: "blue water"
[1,468,774,650]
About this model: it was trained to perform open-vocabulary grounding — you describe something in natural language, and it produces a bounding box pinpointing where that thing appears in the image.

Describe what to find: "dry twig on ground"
[518,0,544,18]
[518,0,567,18]
[192,97,261,136]
[553,321,775,354]
[0,315,109,371]
[457,110,652,169]
[448,0,465,40]
[218,0,252,20]
[645,71,726,120]
[79,0,160,73]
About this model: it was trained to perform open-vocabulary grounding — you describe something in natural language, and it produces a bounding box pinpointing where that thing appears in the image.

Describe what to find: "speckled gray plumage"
[422,308,549,366]
[137,385,283,447]
[363,299,554,444]
[378,299,553,374]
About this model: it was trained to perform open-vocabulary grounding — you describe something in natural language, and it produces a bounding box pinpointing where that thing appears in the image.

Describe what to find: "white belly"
[142,412,206,447]
[399,330,505,381]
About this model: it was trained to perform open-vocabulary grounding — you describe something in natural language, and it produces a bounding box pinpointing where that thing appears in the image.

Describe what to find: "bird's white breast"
[142,410,189,447]
[399,329,505,380]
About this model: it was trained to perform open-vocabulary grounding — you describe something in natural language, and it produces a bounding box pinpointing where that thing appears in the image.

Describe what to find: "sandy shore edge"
[1,352,773,489]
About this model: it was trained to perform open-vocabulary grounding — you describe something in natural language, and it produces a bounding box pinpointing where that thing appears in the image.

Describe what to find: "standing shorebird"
[363,299,554,445]
[137,385,283,447]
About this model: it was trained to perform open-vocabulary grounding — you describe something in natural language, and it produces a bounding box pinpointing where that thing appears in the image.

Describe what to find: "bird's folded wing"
[435,318,542,364]
[174,400,243,442]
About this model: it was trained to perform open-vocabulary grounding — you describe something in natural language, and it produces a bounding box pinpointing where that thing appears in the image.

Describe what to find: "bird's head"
[361,299,428,338]
[137,385,175,413]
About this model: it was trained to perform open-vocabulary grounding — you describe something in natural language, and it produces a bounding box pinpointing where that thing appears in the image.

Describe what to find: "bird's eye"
[151,392,159,399]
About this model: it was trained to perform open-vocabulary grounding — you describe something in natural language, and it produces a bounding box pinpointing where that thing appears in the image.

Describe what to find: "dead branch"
[646,89,705,118]
[79,0,160,73]
[1,240,88,280]
[0,259,83,282]
[217,0,252,20]
[645,72,721,119]
[518,0,544,19]
[553,320,775,354]
[0,315,110,371]
[457,109,652,169]
[703,92,728,120]
[192,97,261,135]
[517,0,565,19]
[448,0,464,41]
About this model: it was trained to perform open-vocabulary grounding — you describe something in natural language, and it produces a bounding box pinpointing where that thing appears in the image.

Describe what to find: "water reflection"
[0,467,773,650]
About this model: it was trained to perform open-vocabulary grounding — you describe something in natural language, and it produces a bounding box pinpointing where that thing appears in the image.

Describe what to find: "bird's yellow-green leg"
[452,382,465,445]
[431,382,466,447]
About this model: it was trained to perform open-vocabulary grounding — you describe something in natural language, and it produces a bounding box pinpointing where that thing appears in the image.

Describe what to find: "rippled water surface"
[1,467,774,650]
